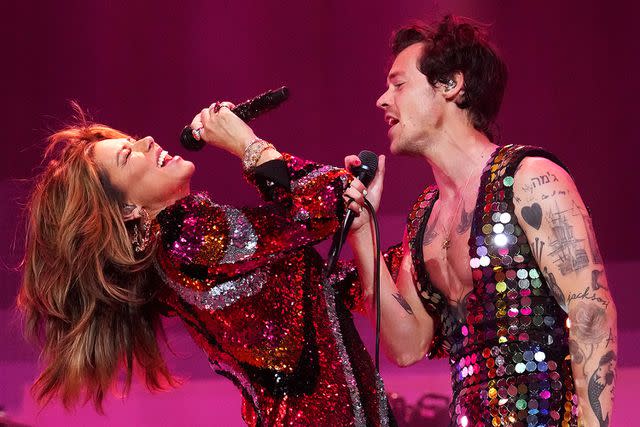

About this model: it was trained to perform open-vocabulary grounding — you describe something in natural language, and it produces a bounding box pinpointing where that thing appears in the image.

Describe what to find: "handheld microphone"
[341,150,378,236]
[326,150,378,273]
[323,150,384,380]
[180,86,290,151]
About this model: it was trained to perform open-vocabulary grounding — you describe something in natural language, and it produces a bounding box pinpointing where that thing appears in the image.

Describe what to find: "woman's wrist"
[255,148,282,167]
[242,138,281,170]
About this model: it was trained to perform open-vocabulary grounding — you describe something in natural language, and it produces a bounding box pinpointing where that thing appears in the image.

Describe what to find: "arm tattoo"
[547,202,589,275]
[568,338,585,364]
[591,269,607,291]
[605,328,615,347]
[392,292,414,315]
[569,301,608,346]
[520,202,543,229]
[531,237,545,263]
[531,171,558,188]
[522,170,560,194]
[566,287,609,309]
[521,183,534,194]
[539,189,568,200]
[542,266,567,312]
[582,210,604,264]
[568,292,616,426]
[587,350,616,427]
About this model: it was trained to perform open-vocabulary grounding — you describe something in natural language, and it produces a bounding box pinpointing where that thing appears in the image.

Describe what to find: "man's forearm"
[348,227,433,366]
[568,300,617,426]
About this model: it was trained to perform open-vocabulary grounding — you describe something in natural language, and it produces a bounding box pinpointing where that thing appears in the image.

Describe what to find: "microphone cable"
[324,195,382,371]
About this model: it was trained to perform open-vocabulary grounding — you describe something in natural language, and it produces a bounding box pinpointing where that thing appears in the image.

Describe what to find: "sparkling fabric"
[407,145,578,426]
[155,154,392,426]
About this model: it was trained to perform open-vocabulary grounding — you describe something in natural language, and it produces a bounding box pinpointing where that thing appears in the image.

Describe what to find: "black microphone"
[180,86,290,151]
[326,150,378,273]
[342,150,378,234]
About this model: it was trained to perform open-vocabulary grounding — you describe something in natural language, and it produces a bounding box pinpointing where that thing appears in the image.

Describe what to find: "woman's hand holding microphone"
[190,102,281,168]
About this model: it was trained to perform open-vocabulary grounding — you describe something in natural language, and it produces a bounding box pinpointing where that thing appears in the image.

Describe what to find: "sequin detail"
[220,207,258,264]
[154,258,268,310]
[321,273,366,427]
[290,164,345,191]
[155,154,392,426]
[407,145,577,426]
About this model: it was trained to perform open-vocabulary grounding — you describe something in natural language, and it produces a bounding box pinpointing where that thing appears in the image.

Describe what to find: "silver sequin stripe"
[376,374,390,426]
[191,193,259,266]
[154,258,269,311]
[219,206,259,265]
[321,279,367,427]
[290,165,348,191]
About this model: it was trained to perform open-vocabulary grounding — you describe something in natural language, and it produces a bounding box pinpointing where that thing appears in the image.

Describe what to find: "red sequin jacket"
[154,154,391,426]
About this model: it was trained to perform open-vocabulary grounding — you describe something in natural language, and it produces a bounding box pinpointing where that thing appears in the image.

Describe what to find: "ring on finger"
[362,189,368,197]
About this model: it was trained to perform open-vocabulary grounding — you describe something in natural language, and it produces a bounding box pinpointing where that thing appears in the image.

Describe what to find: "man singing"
[344,15,616,426]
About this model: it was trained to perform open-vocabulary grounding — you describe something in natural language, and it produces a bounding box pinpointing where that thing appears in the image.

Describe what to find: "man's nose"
[376,89,390,109]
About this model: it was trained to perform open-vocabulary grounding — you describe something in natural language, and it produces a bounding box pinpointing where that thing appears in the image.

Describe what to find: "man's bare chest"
[421,209,475,306]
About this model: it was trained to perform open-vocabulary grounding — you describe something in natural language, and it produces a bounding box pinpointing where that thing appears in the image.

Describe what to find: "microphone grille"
[357,150,378,182]
[358,150,378,169]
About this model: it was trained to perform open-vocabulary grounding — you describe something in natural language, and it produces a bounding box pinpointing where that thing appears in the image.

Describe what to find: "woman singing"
[18,103,392,426]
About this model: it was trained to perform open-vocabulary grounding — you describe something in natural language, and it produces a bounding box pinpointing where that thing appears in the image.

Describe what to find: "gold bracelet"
[242,138,275,171]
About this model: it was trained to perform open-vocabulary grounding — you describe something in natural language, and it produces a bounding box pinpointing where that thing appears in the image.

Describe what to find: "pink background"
[1,1,638,425]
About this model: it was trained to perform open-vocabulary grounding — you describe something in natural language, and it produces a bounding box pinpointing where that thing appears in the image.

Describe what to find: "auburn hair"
[17,105,177,413]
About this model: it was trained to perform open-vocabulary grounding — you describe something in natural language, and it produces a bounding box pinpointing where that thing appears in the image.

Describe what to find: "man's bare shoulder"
[514,156,568,179]
[512,156,577,204]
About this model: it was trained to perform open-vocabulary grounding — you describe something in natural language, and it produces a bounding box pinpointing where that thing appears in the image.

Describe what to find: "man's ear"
[441,71,465,103]
[123,204,142,222]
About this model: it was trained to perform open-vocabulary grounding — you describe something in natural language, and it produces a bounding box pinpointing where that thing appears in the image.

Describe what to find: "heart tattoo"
[521,203,543,230]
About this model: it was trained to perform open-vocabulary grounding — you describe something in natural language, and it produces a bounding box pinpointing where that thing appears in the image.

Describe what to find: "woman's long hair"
[17,105,177,412]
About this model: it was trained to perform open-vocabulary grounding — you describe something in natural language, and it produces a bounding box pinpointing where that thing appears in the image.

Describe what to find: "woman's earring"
[132,208,151,252]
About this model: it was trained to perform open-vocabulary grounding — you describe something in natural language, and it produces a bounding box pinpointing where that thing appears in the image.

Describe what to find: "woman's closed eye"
[119,147,132,166]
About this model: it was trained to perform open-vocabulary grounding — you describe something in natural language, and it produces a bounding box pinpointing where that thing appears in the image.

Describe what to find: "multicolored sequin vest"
[408,145,578,427]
